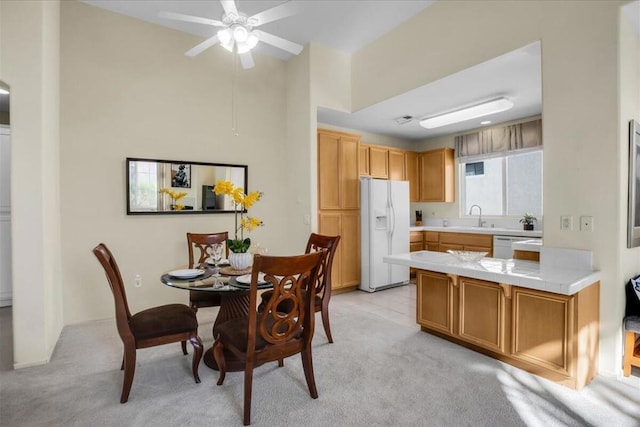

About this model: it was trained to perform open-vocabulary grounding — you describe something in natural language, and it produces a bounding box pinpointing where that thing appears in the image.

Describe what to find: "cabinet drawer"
[439,232,492,247]
[410,242,423,252]
[424,231,439,243]
[410,231,423,243]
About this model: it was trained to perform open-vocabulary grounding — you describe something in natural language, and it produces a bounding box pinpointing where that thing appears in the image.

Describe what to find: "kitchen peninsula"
[384,249,600,389]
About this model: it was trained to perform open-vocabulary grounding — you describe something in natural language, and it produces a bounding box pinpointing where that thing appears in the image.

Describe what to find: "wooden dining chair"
[624,277,640,376]
[213,251,326,426]
[93,243,203,403]
[187,232,229,312]
[258,233,340,343]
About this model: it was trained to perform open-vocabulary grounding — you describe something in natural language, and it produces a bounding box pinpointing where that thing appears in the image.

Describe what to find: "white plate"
[168,269,205,279]
[236,273,266,284]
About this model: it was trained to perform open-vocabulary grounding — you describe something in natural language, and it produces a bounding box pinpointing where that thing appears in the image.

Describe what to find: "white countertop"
[384,250,599,295]
[409,225,543,238]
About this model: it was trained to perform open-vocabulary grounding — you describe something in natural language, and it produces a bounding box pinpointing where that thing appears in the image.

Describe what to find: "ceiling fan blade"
[249,1,302,27]
[220,0,238,17]
[239,52,255,69]
[185,34,220,57]
[253,30,303,55]
[158,11,224,27]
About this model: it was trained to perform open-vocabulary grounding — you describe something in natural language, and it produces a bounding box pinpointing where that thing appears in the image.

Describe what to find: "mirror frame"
[126,157,248,215]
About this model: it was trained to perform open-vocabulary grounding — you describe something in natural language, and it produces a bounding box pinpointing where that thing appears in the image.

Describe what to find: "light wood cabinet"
[359,145,370,176]
[417,270,455,335]
[405,151,419,202]
[388,149,405,181]
[318,129,360,210]
[318,211,360,290]
[438,232,492,256]
[368,146,389,179]
[318,129,360,292]
[511,288,572,375]
[459,278,506,353]
[424,231,439,251]
[409,231,424,277]
[513,249,540,262]
[419,148,455,202]
[415,269,600,389]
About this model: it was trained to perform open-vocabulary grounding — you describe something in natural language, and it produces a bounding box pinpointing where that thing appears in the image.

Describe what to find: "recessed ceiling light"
[481,120,491,125]
[419,97,514,129]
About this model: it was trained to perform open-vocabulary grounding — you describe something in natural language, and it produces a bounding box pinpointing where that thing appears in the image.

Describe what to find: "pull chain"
[232,49,239,136]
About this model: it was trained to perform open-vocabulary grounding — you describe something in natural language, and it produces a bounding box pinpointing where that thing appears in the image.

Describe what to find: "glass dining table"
[161,265,271,371]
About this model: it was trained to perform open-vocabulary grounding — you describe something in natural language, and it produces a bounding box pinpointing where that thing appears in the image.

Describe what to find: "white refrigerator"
[360,178,410,292]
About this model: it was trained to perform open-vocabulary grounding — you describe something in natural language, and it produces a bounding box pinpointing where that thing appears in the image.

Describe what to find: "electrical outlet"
[560,215,573,231]
[134,274,142,288]
[580,216,593,232]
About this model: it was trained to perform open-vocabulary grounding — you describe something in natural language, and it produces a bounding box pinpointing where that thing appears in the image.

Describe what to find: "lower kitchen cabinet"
[319,211,360,291]
[438,232,493,256]
[416,270,600,389]
[416,271,455,335]
[459,278,506,353]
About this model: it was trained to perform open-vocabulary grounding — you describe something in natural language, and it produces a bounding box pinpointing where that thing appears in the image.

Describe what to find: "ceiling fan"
[159,0,303,69]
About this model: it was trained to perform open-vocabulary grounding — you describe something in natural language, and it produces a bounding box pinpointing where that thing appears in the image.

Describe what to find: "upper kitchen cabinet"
[405,151,419,202]
[368,145,389,179]
[388,149,405,181]
[359,145,370,176]
[419,148,455,202]
[318,129,360,210]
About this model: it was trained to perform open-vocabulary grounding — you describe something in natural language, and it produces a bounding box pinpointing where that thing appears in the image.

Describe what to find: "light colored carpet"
[0,293,639,426]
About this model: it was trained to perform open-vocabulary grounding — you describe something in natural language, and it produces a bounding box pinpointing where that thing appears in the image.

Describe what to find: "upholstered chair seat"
[129,304,199,341]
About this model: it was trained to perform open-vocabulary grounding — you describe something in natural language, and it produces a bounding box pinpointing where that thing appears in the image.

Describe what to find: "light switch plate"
[561,215,573,231]
[580,216,593,232]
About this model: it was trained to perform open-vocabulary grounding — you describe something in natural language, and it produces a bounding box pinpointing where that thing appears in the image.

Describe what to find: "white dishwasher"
[493,235,529,259]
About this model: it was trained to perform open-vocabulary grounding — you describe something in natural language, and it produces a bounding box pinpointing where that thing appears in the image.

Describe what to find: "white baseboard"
[0,294,11,307]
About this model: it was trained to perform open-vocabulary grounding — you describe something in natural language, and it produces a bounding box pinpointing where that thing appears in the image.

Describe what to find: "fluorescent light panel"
[419,97,513,129]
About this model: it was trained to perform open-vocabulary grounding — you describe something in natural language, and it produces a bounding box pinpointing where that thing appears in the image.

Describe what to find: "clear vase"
[229,252,252,271]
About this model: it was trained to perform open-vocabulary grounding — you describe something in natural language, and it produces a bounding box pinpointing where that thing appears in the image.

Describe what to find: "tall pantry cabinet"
[318,129,360,291]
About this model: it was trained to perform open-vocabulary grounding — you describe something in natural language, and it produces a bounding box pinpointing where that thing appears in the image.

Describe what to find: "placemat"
[220,266,252,276]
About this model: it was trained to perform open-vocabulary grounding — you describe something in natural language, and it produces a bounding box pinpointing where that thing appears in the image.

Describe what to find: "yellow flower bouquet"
[213,180,263,253]
[159,188,187,211]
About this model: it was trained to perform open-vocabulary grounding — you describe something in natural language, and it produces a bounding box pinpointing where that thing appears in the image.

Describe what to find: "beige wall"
[619,2,640,346]
[59,2,297,323]
[0,0,62,367]
[347,0,627,375]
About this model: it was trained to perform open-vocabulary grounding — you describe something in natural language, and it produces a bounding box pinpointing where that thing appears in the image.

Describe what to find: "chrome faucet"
[469,204,484,227]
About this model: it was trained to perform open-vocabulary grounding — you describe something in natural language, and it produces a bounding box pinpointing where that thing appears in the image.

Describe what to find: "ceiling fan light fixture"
[218,28,232,44]
[246,32,258,49]
[233,25,249,43]
[419,97,514,129]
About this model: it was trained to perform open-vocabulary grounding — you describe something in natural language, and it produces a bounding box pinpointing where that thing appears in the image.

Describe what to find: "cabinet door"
[318,132,341,210]
[405,151,419,202]
[341,136,360,209]
[425,243,439,252]
[511,288,573,375]
[319,212,342,288]
[359,145,370,176]
[459,278,506,352]
[417,271,454,334]
[388,149,405,181]
[369,146,389,179]
[419,148,454,202]
[340,211,360,288]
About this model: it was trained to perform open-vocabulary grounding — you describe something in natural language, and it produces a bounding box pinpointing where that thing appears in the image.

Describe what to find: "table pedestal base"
[203,291,250,372]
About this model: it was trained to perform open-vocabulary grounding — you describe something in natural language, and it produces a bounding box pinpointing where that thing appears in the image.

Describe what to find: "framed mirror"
[126,157,248,215]
[628,120,640,247]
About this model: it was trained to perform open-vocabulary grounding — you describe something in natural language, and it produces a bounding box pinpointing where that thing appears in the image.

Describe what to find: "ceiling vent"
[394,115,413,125]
